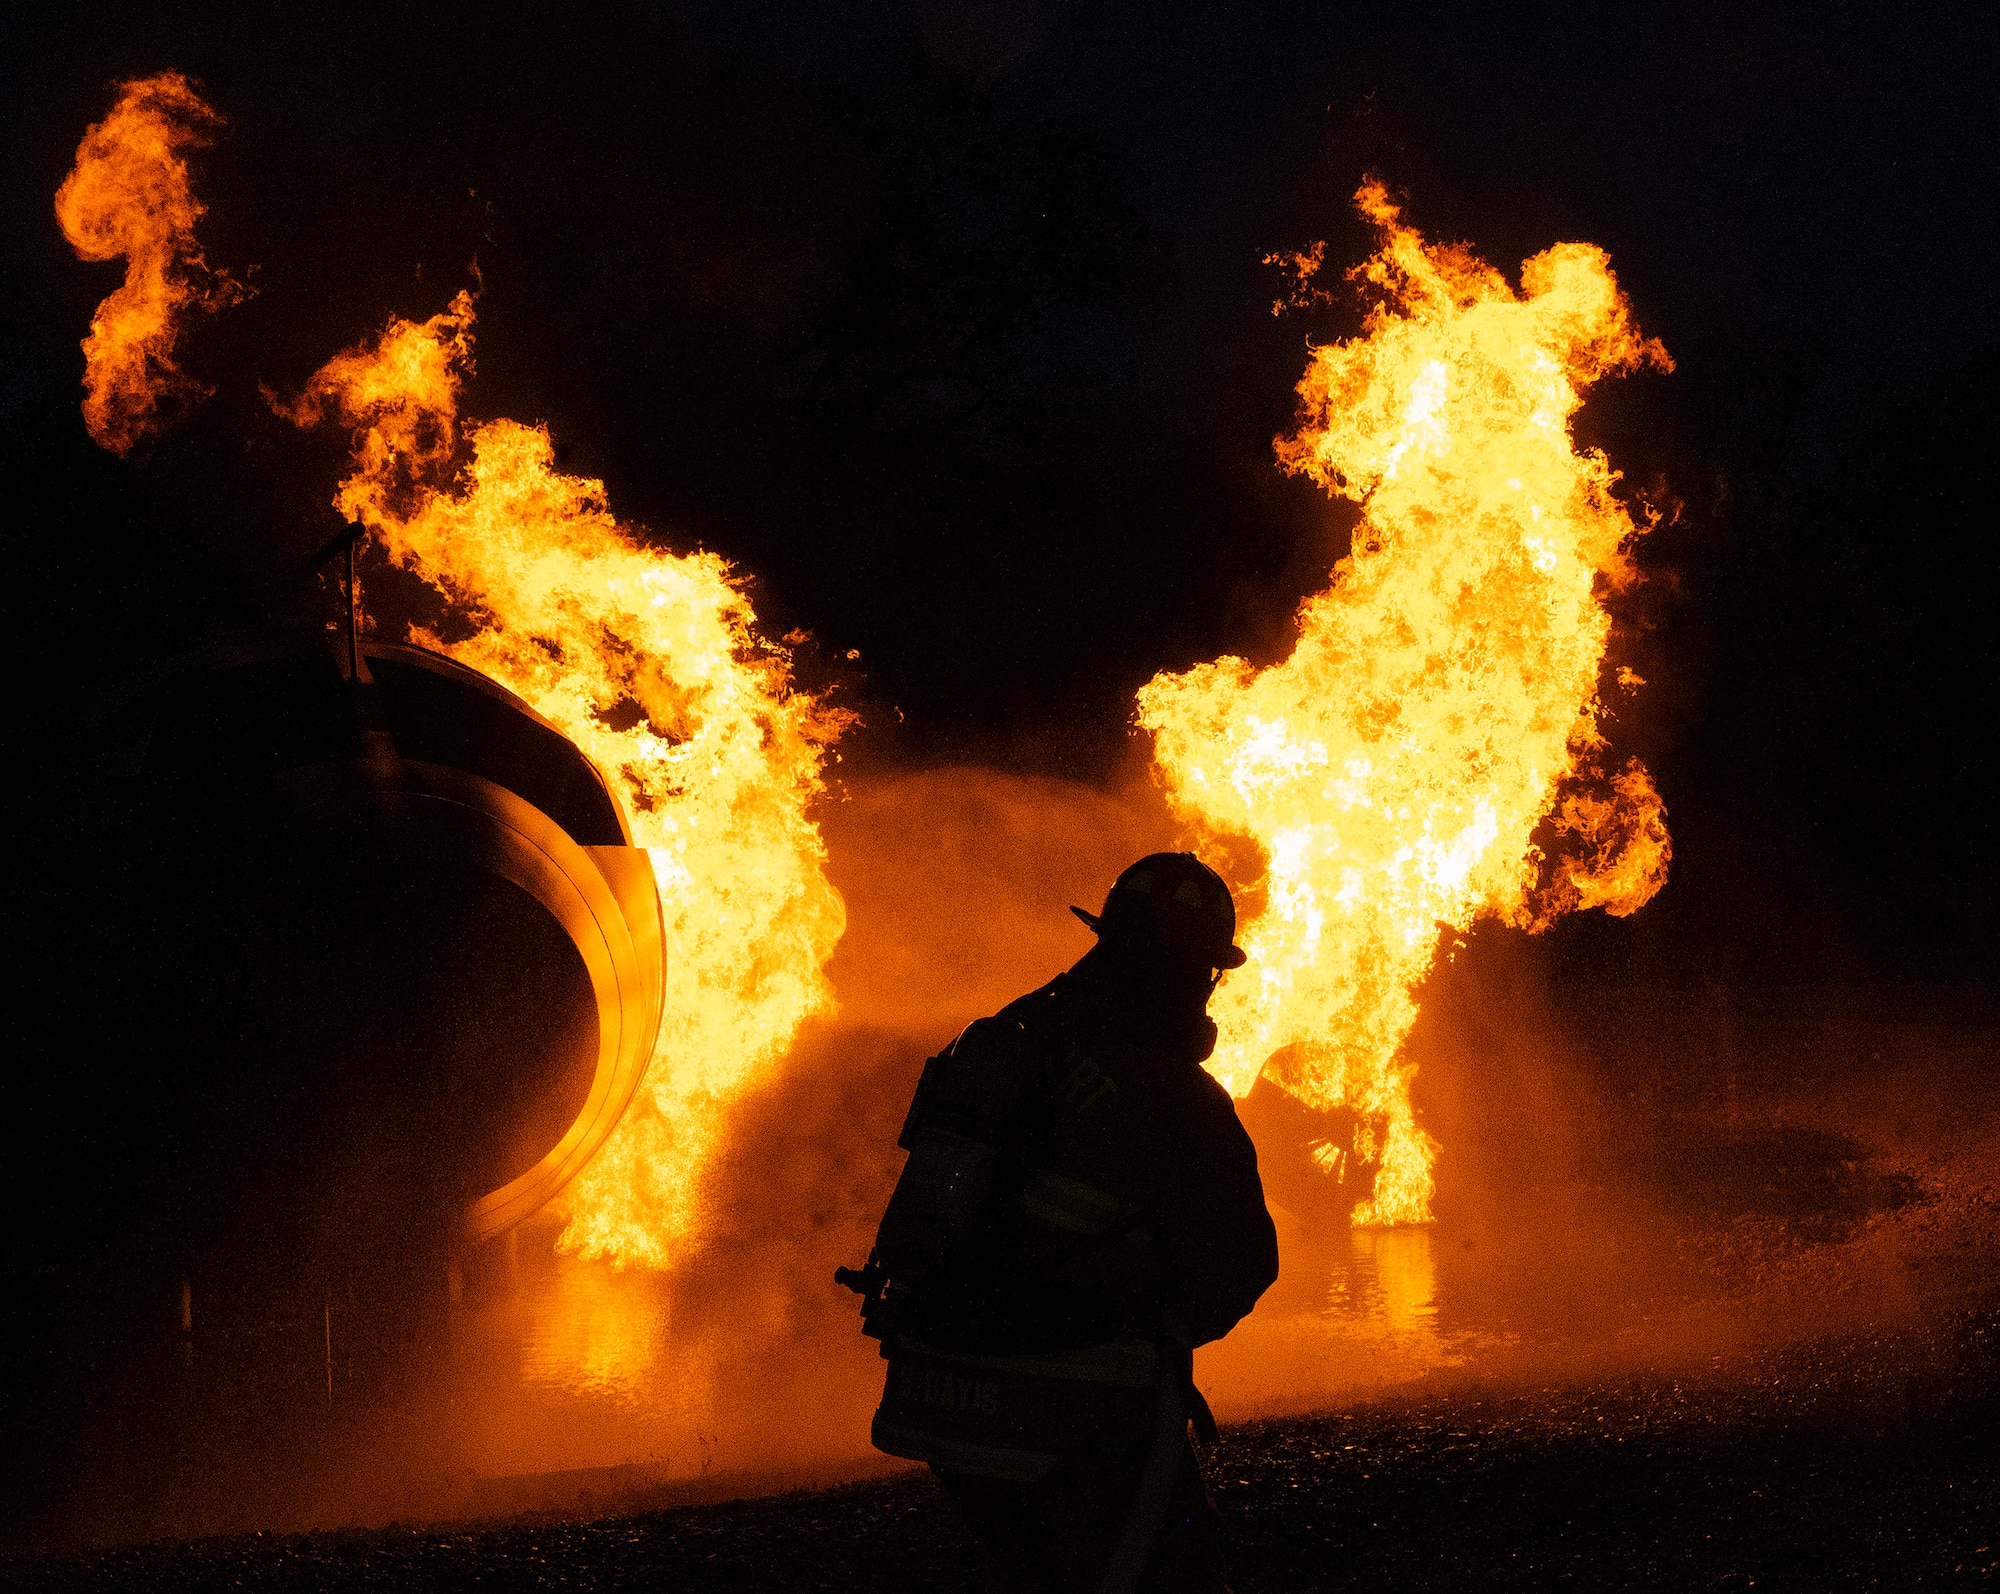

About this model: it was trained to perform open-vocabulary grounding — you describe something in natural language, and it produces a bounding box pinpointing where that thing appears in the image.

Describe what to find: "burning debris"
[1140,183,1671,1224]
[54,72,247,455]
[283,292,849,1267]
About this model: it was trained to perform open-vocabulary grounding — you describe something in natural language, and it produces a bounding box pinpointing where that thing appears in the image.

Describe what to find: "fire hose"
[1097,1313,1210,1594]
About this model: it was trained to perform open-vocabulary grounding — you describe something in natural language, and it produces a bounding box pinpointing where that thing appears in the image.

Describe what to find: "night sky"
[3,0,1996,981]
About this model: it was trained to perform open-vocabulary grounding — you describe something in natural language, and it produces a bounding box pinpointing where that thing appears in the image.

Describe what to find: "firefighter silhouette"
[840,853,1278,1593]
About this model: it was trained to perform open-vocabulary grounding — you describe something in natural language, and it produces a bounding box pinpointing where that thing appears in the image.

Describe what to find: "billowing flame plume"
[285,291,848,1267]
[55,72,246,454]
[1139,183,1671,1225]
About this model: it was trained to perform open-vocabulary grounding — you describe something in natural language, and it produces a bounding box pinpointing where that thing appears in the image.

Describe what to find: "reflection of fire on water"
[450,1203,1477,1482]
[519,1244,665,1401]
[1190,1221,1510,1423]
[1335,1228,1441,1340]
[1141,183,1672,1225]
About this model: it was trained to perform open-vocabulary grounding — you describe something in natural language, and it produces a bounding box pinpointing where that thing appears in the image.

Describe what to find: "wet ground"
[11,1305,1995,1591]
[7,985,1996,1587]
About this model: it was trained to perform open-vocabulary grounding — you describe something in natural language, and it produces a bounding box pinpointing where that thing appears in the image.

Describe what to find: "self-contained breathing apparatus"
[836,999,1216,1496]
[836,1010,1041,1351]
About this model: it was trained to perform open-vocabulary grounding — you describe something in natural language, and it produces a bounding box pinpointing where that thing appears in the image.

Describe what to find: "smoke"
[258,765,1992,1523]
[416,761,1856,1488]
[13,745,1985,1551]
[817,763,1181,1035]
[409,764,1181,1494]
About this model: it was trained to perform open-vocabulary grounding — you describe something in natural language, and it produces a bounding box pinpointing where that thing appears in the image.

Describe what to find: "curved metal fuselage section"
[274,754,663,1244]
[73,634,664,1251]
[268,642,664,1244]
[6,629,675,1544]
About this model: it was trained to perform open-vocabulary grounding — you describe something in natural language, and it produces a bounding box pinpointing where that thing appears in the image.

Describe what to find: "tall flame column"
[1140,184,1673,1225]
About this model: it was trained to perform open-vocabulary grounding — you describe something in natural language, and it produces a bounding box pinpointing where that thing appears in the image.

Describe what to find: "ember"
[1140,184,1672,1224]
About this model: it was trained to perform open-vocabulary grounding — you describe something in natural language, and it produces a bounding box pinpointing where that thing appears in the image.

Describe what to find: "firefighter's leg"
[935,1436,1228,1594]
[934,1466,1069,1592]
[935,1445,1142,1594]
[1137,1436,1230,1592]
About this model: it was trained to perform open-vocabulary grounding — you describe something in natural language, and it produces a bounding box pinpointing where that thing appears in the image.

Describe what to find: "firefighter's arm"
[1154,1082,1280,1346]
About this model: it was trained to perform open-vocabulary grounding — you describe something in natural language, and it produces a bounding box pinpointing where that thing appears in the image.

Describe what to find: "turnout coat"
[864,957,1279,1482]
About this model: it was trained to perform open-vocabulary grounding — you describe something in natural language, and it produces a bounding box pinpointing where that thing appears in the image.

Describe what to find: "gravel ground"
[10,1010,1995,1591]
[8,1306,1994,1593]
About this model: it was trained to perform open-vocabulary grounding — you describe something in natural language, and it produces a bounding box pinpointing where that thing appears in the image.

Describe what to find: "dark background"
[0,4,1995,1555]
[2,0,1996,986]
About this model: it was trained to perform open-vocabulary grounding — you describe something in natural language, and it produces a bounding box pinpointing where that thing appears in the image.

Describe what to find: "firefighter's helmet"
[1070,852,1247,970]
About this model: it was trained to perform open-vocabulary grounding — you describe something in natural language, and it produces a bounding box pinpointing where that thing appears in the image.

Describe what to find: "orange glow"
[285,291,848,1268]
[1138,183,1671,1225]
[54,72,245,454]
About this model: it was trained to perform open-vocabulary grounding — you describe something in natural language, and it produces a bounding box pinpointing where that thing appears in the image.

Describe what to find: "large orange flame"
[285,291,848,1267]
[1138,183,1671,1225]
[54,72,246,455]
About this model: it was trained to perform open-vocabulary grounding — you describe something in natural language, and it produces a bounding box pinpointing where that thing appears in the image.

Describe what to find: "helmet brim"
[1071,904,1247,970]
